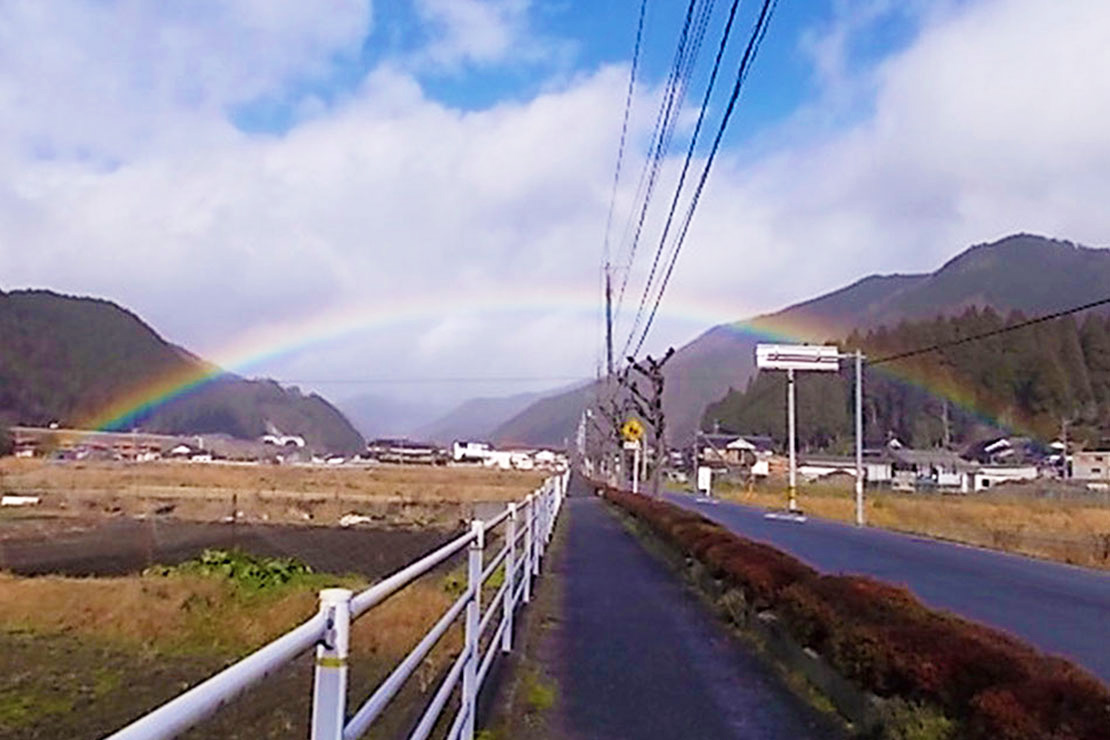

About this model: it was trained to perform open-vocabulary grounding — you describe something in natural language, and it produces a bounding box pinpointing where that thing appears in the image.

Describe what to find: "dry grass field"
[717,482,1110,570]
[0,459,545,528]
[0,460,545,735]
[0,560,464,737]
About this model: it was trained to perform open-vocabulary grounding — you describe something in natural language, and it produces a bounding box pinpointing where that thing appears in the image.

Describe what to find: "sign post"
[621,419,645,494]
[755,344,841,514]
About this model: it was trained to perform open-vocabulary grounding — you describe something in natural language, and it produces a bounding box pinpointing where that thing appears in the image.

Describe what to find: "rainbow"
[80,287,756,432]
[79,286,1025,438]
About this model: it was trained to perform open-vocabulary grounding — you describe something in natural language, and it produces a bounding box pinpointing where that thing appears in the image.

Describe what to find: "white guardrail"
[106,470,569,740]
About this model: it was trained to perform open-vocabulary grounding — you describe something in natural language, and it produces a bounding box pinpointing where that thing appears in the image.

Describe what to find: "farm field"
[716,481,1110,570]
[0,462,545,737]
[0,459,544,529]
[0,552,462,738]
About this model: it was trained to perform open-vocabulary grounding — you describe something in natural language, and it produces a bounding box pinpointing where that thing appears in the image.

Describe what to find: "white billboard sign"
[755,343,840,372]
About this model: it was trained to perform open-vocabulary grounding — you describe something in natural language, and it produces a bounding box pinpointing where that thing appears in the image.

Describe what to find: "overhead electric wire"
[597,0,650,393]
[613,0,712,316]
[620,0,743,359]
[868,295,1110,366]
[275,376,587,385]
[630,0,779,358]
[601,0,649,271]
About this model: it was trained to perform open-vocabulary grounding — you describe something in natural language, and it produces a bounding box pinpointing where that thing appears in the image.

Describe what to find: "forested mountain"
[704,308,1110,450]
[0,290,364,453]
[501,233,1110,447]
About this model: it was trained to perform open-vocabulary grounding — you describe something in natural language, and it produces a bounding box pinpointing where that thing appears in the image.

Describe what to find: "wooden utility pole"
[626,348,675,497]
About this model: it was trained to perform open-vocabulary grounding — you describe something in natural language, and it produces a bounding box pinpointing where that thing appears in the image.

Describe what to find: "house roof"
[889,447,978,470]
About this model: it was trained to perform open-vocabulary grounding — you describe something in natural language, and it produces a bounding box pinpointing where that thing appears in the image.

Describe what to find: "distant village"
[691,431,1110,493]
[10,423,1110,493]
[5,426,569,473]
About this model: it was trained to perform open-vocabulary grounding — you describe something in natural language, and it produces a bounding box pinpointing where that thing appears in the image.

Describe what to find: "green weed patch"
[144,548,316,592]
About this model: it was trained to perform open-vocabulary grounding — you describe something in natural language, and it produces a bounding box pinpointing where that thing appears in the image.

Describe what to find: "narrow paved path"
[545,476,841,740]
[667,492,1110,684]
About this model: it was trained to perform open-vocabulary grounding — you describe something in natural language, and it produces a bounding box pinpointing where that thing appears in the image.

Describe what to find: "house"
[973,465,1038,491]
[964,436,1048,466]
[261,433,306,448]
[1072,450,1110,482]
[888,447,978,492]
[366,439,443,465]
[452,441,492,464]
[698,433,774,468]
[798,452,893,486]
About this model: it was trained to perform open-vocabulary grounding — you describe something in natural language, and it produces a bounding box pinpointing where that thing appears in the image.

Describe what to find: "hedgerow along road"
[668,492,1110,684]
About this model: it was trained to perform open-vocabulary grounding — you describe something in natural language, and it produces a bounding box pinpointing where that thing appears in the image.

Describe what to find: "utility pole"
[787,368,797,511]
[627,348,675,498]
[1062,417,1070,481]
[942,399,951,449]
[604,267,614,379]
[854,350,864,527]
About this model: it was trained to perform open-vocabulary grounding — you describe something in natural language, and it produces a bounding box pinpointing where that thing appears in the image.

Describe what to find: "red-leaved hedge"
[601,485,1110,740]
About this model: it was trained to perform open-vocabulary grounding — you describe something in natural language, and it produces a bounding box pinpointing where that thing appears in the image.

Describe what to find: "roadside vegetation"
[716,481,1110,570]
[0,548,463,738]
[605,486,1110,740]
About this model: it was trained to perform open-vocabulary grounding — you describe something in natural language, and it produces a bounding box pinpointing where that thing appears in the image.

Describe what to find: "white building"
[973,465,1038,491]
[453,441,492,463]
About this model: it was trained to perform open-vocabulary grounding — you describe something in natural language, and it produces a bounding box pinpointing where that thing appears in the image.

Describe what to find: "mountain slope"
[338,393,446,440]
[492,383,594,448]
[502,234,1110,446]
[416,389,553,444]
[0,290,364,453]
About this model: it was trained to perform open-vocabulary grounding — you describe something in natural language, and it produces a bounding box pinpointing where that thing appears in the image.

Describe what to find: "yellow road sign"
[621,418,644,443]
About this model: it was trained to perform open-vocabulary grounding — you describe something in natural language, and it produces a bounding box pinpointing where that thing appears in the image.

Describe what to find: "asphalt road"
[548,476,843,740]
[666,492,1110,684]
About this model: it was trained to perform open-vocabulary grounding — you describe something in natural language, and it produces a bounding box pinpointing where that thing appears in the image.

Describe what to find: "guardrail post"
[523,494,533,604]
[311,588,352,740]
[502,503,517,653]
[462,519,484,740]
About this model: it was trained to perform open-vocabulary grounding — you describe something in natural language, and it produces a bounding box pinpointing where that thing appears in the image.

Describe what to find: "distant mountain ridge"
[0,290,364,453]
[414,388,554,444]
[497,234,1110,447]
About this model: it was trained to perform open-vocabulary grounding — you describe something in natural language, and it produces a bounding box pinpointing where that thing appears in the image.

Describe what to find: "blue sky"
[233,1,922,150]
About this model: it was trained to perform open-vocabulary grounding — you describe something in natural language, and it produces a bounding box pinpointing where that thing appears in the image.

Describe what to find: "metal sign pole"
[855,350,864,526]
[632,442,640,494]
[787,367,797,511]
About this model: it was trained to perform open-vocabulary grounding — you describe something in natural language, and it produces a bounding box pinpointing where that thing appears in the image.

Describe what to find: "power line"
[273,376,588,385]
[702,296,1110,435]
[631,0,779,358]
[621,0,743,359]
[868,295,1110,366]
[601,0,649,271]
[600,0,650,381]
[613,0,710,317]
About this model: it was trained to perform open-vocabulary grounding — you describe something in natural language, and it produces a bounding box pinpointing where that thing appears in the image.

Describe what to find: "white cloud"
[3,0,1110,411]
[415,0,528,67]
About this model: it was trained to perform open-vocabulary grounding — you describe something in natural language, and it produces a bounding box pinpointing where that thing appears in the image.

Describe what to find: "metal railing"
[106,470,568,740]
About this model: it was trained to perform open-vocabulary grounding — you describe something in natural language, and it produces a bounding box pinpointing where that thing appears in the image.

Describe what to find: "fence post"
[502,503,516,653]
[523,494,533,604]
[462,519,484,740]
[533,490,544,573]
[311,588,352,740]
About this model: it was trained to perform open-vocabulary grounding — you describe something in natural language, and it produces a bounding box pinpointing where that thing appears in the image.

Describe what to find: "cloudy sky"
[2,0,1109,410]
